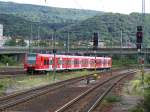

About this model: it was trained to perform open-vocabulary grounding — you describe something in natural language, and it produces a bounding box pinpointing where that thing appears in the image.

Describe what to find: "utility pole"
[141,0,145,85]
[29,24,32,53]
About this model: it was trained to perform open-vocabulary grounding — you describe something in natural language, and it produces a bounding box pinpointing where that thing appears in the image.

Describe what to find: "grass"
[123,71,150,112]
[129,106,144,112]
[125,71,148,96]
[0,78,12,95]
[0,70,96,95]
[99,95,121,111]
[105,95,121,103]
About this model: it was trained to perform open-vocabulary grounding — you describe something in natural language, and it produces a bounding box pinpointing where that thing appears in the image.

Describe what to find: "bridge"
[0,47,149,63]
[0,47,150,55]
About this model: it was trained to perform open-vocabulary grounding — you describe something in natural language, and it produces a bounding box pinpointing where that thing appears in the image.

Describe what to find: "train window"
[108,60,110,65]
[50,59,53,65]
[47,60,49,65]
[44,59,47,65]
[66,60,71,65]
[62,60,65,65]
[44,59,49,65]
[90,60,95,65]
[101,59,104,65]
[63,59,71,65]
[74,60,79,65]
[96,59,101,64]
[43,59,49,65]
[81,59,88,65]
[103,59,106,65]
[58,58,62,64]
[27,53,36,65]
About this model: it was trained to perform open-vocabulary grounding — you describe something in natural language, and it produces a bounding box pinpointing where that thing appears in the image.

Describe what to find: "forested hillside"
[60,13,150,46]
[0,1,100,23]
[0,13,71,38]
[1,1,150,46]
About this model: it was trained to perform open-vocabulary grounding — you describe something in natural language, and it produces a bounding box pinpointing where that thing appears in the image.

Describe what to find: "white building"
[0,24,3,37]
[89,41,105,48]
[0,24,11,47]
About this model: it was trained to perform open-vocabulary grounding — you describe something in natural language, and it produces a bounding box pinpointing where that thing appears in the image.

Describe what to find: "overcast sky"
[0,0,149,14]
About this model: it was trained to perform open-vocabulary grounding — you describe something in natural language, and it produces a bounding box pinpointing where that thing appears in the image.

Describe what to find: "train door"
[90,58,95,69]
[49,56,53,71]
[62,55,68,69]
[81,58,88,68]
[74,58,80,69]
[43,56,49,71]
[96,58,101,68]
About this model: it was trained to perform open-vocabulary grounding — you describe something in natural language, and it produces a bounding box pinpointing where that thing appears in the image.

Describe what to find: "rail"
[55,70,136,112]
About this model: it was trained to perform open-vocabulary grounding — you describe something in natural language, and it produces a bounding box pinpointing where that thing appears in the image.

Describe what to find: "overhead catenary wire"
[72,0,84,10]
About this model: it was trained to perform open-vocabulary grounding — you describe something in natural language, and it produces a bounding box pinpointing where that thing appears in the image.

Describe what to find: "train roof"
[27,53,111,59]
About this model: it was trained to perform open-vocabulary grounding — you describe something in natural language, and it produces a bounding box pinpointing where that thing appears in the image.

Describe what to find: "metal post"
[67,31,69,53]
[141,0,145,86]
[38,25,40,48]
[29,24,32,53]
[94,50,97,73]
[52,33,53,48]
[53,29,56,81]
[142,61,144,85]
[110,33,113,75]
[120,29,123,65]
[94,50,98,80]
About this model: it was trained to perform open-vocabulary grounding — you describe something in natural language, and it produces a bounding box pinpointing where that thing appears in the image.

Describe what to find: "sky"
[0,0,149,14]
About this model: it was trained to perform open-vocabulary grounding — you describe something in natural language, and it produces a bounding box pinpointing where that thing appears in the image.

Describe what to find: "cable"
[73,0,84,9]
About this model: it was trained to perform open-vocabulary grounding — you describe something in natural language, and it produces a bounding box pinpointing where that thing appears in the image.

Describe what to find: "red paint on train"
[24,53,112,73]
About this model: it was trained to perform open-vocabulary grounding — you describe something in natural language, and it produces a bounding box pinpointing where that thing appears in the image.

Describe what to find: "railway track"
[0,67,25,78]
[0,69,134,112]
[0,72,102,111]
[55,70,136,112]
[0,67,128,79]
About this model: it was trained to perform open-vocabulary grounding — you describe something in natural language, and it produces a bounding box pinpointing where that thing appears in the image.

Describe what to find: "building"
[0,24,11,47]
[89,41,105,48]
[0,24,3,37]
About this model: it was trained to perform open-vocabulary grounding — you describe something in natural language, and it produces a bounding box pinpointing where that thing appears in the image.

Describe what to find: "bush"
[143,73,150,112]
[112,55,137,67]
[0,55,17,65]
[0,84,3,89]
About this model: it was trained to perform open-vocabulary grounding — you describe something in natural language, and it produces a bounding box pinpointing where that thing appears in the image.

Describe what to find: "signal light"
[136,43,141,49]
[136,26,143,49]
[53,49,56,53]
[137,26,142,31]
[93,32,98,49]
[136,32,143,43]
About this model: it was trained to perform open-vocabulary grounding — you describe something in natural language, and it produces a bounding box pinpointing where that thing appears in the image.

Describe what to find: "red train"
[24,53,112,73]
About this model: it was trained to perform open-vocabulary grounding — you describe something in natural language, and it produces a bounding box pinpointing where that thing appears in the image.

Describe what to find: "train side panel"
[24,53,112,73]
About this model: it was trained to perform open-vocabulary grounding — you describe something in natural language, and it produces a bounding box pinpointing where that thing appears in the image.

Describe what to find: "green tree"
[4,39,17,46]
[0,55,17,65]
[17,39,27,46]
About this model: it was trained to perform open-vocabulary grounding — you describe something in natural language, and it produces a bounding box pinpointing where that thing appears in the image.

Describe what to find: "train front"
[24,53,37,73]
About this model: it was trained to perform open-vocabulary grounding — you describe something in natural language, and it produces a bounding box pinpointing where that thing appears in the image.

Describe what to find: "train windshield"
[27,54,36,65]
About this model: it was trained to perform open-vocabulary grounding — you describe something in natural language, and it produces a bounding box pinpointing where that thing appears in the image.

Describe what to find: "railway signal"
[93,32,98,49]
[53,49,57,53]
[136,26,143,49]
